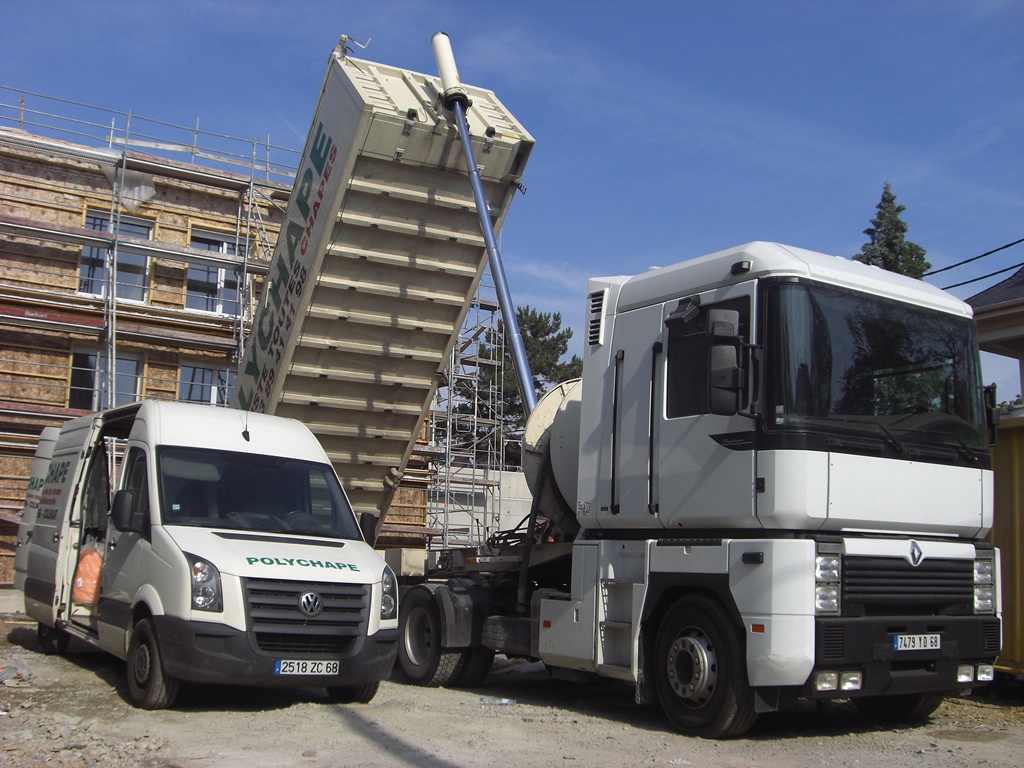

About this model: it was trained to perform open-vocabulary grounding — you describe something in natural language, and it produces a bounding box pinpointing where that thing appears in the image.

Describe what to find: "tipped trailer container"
[231,35,533,533]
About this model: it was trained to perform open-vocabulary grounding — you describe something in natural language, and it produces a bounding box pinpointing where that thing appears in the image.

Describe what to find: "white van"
[14,400,398,708]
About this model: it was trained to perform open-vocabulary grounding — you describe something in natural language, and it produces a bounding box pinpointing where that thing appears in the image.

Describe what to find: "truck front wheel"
[398,586,462,686]
[654,597,757,739]
[126,618,180,709]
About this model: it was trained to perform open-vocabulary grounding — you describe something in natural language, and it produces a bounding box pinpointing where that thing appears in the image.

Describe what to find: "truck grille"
[243,578,370,655]
[842,556,974,617]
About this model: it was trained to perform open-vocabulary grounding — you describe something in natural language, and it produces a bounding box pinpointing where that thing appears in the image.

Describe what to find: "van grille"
[842,556,973,617]
[243,578,370,655]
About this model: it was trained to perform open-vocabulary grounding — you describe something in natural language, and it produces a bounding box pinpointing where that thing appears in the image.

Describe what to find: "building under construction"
[0,71,529,585]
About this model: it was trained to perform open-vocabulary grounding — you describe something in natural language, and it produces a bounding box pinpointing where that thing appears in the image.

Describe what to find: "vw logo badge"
[299,591,324,617]
[909,540,924,567]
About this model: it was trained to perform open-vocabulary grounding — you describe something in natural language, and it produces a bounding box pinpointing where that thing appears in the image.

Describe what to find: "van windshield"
[157,446,362,540]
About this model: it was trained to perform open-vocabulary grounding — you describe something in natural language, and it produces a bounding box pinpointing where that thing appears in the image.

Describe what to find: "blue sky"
[3,1,1023,395]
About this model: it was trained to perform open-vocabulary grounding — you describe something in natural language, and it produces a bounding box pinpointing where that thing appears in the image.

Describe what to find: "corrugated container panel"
[232,42,533,524]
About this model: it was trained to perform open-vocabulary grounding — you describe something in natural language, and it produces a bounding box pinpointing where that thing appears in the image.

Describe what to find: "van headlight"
[186,553,223,612]
[381,565,398,621]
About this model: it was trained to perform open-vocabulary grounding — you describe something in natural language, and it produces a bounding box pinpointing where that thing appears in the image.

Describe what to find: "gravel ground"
[2,614,1023,768]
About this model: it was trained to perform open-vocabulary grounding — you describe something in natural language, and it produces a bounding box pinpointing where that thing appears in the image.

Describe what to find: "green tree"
[444,306,582,469]
[854,183,931,278]
[492,305,583,430]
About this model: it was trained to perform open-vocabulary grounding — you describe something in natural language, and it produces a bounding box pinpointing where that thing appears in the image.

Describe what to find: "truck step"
[596,663,634,680]
[599,620,632,632]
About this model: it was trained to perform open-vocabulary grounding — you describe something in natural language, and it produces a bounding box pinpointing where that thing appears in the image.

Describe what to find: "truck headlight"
[816,585,840,614]
[380,565,398,621]
[186,553,223,612]
[974,554,995,615]
[815,547,842,616]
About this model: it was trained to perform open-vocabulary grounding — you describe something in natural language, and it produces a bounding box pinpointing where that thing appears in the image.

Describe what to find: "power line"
[925,236,1024,277]
[942,260,1024,291]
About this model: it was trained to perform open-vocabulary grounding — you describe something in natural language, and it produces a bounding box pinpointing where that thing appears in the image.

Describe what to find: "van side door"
[21,415,104,627]
[98,444,150,654]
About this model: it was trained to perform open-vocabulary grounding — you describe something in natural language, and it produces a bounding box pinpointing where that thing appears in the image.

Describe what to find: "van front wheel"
[126,618,180,709]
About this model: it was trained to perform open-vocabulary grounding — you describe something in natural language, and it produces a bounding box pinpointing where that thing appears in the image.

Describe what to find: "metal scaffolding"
[0,86,297,516]
[428,273,507,548]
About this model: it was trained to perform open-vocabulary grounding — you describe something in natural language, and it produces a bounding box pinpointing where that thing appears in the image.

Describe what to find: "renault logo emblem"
[298,591,324,617]
[909,540,924,567]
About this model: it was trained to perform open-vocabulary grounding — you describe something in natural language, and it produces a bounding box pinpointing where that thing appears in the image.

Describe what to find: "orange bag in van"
[72,546,102,606]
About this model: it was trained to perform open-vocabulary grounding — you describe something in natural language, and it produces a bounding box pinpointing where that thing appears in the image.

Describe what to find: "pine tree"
[854,183,931,278]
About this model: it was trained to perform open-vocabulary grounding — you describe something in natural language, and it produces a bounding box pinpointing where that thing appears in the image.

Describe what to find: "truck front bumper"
[152,615,398,687]
[810,615,1001,697]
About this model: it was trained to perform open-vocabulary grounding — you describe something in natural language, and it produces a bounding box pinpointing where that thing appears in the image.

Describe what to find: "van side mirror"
[111,489,146,534]
[359,511,378,546]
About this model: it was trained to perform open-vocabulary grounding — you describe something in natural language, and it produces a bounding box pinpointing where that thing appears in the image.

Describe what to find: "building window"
[78,210,152,301]
[179,362,235,405]
[187,232,243,315]
[70,349,141,410]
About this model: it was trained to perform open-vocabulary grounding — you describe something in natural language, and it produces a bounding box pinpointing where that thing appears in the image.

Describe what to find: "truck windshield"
[765,282,988,458]
[157,446,362,540]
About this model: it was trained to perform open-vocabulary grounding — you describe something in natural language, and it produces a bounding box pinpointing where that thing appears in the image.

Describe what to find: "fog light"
[957,665,975,683]
[977,665,995,682]
[814,671,839,691]
[840,671,863,691]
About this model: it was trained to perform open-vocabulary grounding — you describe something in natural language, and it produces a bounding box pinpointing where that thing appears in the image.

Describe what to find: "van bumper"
[152,615,398,687]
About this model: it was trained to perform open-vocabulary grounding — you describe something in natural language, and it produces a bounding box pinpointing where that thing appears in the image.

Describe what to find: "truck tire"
[452,647,496,687]
[398,586,462,686]
[36,623,70,655]
[654,596,757,739]
[326,680,380,704]
[853,692,944,723]
[126,618,180,709]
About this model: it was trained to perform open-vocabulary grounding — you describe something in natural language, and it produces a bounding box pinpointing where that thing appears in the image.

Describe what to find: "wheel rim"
[133,641,152,687]
[403,605,434,667]
[666,627,717,709]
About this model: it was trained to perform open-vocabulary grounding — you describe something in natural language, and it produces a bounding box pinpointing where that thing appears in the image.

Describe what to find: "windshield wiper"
[945,433,981,465]
[870,421,909,456]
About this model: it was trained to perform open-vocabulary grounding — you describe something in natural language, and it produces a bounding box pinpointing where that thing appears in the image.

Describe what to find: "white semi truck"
[396,240,1003,738]
[390,38,1003,738]
[15,401,398,708]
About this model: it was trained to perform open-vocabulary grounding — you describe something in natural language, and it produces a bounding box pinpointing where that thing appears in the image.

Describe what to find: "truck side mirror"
[706,308,739,339]
[707,308,742,415]
[983,383,1000,446]
[709,344,741,415]
[111,489,146,534]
